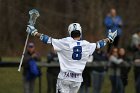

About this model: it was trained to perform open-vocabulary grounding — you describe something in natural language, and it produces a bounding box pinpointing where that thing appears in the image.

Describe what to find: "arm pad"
[40,34,51,44]
[96,40,107,49]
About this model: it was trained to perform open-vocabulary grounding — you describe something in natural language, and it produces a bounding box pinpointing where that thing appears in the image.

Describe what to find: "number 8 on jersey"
[72,46,82,60]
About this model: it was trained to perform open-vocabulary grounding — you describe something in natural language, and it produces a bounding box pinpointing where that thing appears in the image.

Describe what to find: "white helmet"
[68,23,82,37]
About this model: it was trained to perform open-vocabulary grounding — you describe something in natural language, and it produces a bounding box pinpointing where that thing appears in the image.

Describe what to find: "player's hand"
[26,25,38,36]
[107,29,117,43]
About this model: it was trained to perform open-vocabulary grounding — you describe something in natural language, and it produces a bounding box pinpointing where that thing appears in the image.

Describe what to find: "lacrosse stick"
[18,9,40,72]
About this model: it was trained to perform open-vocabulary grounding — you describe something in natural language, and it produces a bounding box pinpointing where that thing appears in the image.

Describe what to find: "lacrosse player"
[26,23,117,93]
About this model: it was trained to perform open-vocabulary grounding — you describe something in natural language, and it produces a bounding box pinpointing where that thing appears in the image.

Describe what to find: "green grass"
[0,67,47,93]
[0,57,136,93]
[2,57,20,62]
[2,57,47,62]
[101,69,135,93]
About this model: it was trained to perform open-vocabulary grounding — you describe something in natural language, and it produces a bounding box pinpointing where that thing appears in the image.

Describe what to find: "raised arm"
[96,30,117,49]
[26,25,52,44]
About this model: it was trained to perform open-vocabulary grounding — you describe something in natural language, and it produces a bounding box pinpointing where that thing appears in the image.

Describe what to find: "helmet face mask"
[68,23,82,38]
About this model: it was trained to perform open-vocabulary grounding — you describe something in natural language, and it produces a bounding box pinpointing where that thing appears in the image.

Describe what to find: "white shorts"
[56,79,81,93]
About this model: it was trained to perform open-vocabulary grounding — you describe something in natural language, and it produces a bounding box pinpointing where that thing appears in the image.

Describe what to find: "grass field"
[0,57,136,93]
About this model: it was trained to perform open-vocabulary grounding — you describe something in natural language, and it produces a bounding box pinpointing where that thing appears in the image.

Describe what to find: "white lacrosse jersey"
[51,37,96,82]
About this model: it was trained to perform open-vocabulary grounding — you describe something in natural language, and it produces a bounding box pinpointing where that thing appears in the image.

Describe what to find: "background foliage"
[0,0,140,56]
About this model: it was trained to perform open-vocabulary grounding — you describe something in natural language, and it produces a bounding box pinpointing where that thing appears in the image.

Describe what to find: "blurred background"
[0,0,140,93]
[0,0,140,56]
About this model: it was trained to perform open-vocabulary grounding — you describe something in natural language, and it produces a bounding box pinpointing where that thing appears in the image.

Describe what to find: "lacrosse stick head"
[28,9,40,26]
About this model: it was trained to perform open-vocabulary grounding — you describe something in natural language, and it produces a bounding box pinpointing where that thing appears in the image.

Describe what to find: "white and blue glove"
[107,29,117,43]
[26,25,38,36]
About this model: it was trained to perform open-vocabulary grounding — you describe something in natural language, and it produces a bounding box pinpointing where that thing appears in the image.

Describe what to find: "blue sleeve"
[114,16,122,26]
[40,34,49,44]
[104,16,113,28]
[117,16,122,22]
[96,40,107,49]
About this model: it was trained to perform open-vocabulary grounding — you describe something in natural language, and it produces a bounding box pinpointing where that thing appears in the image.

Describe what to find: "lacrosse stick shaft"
[18,33,30,72]
[18,9,39,72]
